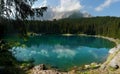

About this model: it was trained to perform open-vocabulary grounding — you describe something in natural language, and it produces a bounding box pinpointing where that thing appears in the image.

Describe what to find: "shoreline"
[29,34,120,74]
[61,33,120,69]
[77,34,120,54]
[62,33,119,46]
[77,34,120,73]
[78,34,119,45]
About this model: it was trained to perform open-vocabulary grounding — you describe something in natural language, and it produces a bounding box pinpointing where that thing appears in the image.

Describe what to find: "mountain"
[68,11,91,18]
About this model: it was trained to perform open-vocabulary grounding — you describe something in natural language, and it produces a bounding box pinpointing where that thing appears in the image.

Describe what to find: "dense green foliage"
[0,0,47,74]
[0,39,34,74]
[0,0,47,37]
[2,16,120,39]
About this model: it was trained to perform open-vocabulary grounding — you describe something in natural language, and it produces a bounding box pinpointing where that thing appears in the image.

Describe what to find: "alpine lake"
[5,34,115,71]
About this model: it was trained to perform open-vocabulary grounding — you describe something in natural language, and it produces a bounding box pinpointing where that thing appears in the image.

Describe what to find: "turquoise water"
[7,35,115,71]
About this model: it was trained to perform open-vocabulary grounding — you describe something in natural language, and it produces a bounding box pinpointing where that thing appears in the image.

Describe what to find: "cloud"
[32,0,47,8]
[53,44,77,58]
[32,0,90,20]
[10,47,33,61]
[40,0,47,7]
[38,49,49,57]
[11,44,77,61]
[58,0,82,12]
[95,0,120,11]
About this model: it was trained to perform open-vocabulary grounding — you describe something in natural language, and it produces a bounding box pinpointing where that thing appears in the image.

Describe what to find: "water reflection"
[11,44,109,71]
[9,35,115,71]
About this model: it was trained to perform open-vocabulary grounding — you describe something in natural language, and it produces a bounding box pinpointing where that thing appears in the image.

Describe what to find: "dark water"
[6,35,115,71]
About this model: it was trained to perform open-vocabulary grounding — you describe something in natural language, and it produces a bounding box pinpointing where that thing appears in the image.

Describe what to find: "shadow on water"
[24,35,115,48]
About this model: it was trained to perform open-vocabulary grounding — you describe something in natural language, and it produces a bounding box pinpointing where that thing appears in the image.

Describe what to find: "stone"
[108,51,120,70]
[30,64,68,74]
[34,64,46,70]
[85,65,90,69]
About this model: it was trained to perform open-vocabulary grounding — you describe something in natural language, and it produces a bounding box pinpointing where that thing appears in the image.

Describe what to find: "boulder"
[34,64,46,70]
[109,57,119,69]
[30,64,68,74]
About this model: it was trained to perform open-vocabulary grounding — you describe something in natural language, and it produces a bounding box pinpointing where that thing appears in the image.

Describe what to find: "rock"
[100,64,106,69]
[109,62,119,69]
[34,64,46,70]
[109,44,120,54]
[109,55,120,70]
[91,62,97,66]
[85,65,90,69]
[110,64,119,69]
[109,47,117,53]
[30,64,68,74]
[31,69,68,74]
[114,65,119,69]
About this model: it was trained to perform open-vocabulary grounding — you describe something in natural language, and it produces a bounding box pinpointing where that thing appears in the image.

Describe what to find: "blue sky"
[80,0,120,16]
[33,0,120,18]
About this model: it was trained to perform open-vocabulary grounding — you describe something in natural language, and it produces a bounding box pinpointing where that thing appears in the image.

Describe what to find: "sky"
[32,0,120,20]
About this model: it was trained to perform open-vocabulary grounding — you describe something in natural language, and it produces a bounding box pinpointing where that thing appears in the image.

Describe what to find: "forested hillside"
[2,16,120,39]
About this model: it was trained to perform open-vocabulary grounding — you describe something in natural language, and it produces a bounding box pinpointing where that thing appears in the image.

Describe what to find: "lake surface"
[7,35,115,71]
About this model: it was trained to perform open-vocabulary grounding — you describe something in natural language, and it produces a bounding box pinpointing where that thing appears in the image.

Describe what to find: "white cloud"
[95,0,120,11]
[38,49,49,57]
[11,44,77,61]
[39,0,47,7]
[32,0,47,8]
[53,44,77,58]
[11,47,33,61]
[58,0,82,12]
[32,0,86,20]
